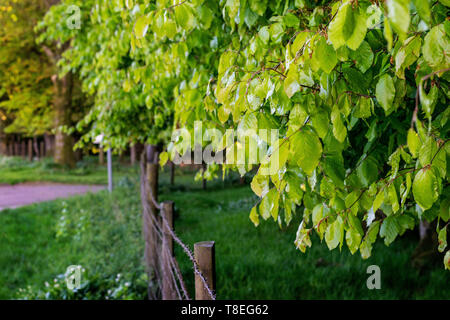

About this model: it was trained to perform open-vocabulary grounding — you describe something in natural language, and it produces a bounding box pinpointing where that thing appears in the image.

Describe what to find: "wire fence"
[140,156,216,300]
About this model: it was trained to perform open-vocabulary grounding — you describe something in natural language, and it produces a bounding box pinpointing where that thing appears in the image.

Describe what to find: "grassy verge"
[0,169,448,299]
[0,156,136,185]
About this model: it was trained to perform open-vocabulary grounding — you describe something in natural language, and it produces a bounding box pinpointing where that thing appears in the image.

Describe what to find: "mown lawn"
[0,166,448,299]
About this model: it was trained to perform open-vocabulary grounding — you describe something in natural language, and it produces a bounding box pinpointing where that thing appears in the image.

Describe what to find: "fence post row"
[141,148,216,301]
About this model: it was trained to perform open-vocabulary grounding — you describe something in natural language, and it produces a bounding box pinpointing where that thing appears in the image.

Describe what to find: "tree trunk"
[40,140,45,159]
[130,144,136,166]
[0,130,6,155]
[27,139,33,161]
[33,137,39,158]
[52,72,75,167]
[44,133,53,157]
[411,221,441,270]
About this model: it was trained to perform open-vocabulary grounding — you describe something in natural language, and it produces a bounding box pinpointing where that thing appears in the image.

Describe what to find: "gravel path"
[0,183,105,211]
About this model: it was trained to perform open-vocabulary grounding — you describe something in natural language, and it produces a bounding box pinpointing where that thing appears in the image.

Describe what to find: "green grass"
[170,186,450,299]
[0,165,448,299]
[0,155,136,185]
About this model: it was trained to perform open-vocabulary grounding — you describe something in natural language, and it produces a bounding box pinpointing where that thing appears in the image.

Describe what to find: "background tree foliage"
[0,0,53,136]
[39,0,450,268]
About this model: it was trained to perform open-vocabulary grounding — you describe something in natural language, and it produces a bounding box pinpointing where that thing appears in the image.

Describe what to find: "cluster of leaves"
[37,0,182,150]
[39,0,450,268]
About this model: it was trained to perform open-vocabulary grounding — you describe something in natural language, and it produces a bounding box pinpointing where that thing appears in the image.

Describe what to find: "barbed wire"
[160,205,216,300]
[140,154,215,300]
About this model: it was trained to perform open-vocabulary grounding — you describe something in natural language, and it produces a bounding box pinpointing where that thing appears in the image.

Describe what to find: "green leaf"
[294,221,312,253]
[331,106,347,143]
[438,226,447,252]
[407,128,421,158]
[419,83,438,119]
[412,0,431,24]
[291,129,323,175]
[134,16,150,39]
[312,204,325,227]
[259,26,270,44]
[259,188,279,220]
[284,12,300,28]
[323,152,345,188]
[123,79,132,92]
[354,97,374,118]
[325,216,344,250]
[165,18,177,40]
[388,183,400,213]
[397,214,415,234]
[357,156,379,188]
[284,66,300,98]
[250,0,268,16]
[346,228,362,254]
[175,4,195,31]
[384,16,394,50]
[251,172,269,198]
[440,199,450,222]
[310,111,329,139]
[269,139,289,175]
[418,136,438,167]
[380,215,400,245]
[444,250,450,270]
[386,0,410,40]
[372,189,385,213]
[238,112,258,134]
[395,36,422,79]
[159,151,169,168]
[349,41,373,73]
[375,74,396,115]
[360,220,381,259]
[315,37,337,74]
[249,206,259,227]
[412,168,439,210]
[328,2,367,50]
[422,24,450,71]
[284,171,304,205]
[290,31,308,57]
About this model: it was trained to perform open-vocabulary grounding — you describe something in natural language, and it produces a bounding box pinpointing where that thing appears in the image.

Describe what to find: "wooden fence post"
[161,201,176,300]
[194,241,216,300]
[143,144,160,299]
[40,141,45,159]
[99,147,104,165]
[27,139,33,161]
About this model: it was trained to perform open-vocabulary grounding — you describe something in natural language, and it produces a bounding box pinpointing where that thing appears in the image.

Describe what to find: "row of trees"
[4,0,450,268]
[0,0,90,166]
